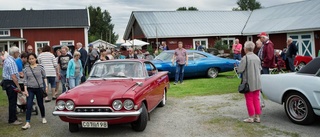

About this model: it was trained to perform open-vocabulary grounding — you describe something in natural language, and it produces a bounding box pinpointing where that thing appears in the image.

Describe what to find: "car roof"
[94,59,148,64]
[161,50,214,57]
[52,44,74,48]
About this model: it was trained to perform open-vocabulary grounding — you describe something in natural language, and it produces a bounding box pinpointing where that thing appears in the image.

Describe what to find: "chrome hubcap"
[288,96,307,120]
[208,68,218,78]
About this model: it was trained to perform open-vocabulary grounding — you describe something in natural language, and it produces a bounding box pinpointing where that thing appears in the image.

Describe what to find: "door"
[288,33,315,57]
[183,52,198,77]
[144,62,162,110]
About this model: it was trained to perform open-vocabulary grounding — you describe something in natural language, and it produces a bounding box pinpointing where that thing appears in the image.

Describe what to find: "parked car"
[52,60,170,132]
[152,50,237,78]
[52,44,75,55]
[294,55,313,71]
[261,57,320,125]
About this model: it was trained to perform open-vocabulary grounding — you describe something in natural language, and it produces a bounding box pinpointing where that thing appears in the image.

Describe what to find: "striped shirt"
[2,56,19,80]
[38,52,57,77]
[23,64,46,88]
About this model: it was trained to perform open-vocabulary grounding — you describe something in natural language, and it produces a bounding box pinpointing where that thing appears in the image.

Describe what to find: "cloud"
[0,0,303,43]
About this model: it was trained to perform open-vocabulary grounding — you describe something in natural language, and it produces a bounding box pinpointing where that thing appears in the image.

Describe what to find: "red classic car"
[52,60,170,132]
[294,55,313,71]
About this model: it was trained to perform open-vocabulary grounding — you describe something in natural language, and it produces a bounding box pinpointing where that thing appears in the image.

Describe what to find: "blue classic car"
[151,50,237,78]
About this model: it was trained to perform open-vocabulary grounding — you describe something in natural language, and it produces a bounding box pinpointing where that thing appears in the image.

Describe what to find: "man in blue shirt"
[195,41,204,52]
[2,46,22,125]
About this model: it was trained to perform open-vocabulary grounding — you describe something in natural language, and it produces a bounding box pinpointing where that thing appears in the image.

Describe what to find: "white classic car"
[261,57,320,125]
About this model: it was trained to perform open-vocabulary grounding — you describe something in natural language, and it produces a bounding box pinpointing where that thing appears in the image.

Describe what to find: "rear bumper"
[52,108,142,117]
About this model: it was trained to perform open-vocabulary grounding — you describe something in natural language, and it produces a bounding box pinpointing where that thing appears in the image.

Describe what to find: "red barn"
[0,9,90,54]
[124,0,320,57]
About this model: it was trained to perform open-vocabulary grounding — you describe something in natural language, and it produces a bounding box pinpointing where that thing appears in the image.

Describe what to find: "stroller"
[16,84,38,115]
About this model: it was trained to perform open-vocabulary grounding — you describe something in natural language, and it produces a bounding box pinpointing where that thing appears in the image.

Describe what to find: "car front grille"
[74,107,113,112]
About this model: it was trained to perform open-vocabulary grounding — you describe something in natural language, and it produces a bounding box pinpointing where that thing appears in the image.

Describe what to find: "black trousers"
[4,80,18,123]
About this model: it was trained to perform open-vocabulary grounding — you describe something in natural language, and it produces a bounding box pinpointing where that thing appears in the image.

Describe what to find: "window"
[194,53,207,60]
[193,39,208,49]
[187,53,194,61]
[221,38,235,49]
[145,62,157,77]
[35,41,50,55]
[60,40,74,46]
[0,30,10,37]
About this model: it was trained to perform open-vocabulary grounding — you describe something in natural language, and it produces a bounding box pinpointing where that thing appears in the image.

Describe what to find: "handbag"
[238,56,250,94]
[29,66,48,98]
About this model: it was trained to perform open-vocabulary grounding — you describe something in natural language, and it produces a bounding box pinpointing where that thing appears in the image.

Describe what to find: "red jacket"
[262,40,275,68]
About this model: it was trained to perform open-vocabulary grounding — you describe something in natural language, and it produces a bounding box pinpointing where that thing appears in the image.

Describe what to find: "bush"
[214,40,229,50]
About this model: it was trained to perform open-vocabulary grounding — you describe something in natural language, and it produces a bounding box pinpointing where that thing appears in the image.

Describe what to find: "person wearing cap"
[87,44,99,75]
[258,32,275,74]
[144,51,154,60]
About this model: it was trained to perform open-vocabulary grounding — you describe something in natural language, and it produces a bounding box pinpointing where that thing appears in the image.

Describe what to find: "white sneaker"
[42,118,47,124]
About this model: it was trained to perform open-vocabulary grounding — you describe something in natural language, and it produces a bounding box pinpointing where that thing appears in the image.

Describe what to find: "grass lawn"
[168,71,240,98]
[0,68,7,107]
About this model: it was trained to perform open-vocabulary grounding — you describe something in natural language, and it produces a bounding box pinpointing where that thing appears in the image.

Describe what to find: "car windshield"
[155,52,173,61]
[89,62,145,79]
[298,57,319,75]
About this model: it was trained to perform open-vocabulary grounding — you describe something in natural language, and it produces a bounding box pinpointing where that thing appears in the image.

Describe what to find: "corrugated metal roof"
[0,9,89,28]
[242,0,320,35]
[129,11,251,39]
[124,0,320,39]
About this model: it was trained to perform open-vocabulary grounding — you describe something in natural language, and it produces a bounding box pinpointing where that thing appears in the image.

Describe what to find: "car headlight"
[57,100,65,110]
[112,100,122,110]
[65,100,75,111]
[123,100,134,110]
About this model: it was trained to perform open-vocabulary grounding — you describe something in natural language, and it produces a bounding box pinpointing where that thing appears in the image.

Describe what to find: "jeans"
[233,53,242,60]
[6,82,18,123]
[244,90,261,117]
[26,88,45,122]
[60,70,67,93]
[262,67,269,74]
[68,75,81,89]
[287,57,295,72]
[175,64,185,83]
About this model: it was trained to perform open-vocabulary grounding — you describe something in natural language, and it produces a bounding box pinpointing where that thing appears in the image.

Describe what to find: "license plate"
[81,121,108,128]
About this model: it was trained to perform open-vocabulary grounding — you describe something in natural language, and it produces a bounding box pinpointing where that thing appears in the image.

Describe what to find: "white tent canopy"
[121,39,149,47]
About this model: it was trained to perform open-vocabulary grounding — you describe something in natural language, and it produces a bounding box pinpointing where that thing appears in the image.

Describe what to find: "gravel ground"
[1,93,320,137]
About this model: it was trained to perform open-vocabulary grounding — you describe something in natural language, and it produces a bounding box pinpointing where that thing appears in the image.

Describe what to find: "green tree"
[88,6,118,44]
[176,7,198,11]
[232,0,262,11]
[188,6,198,11]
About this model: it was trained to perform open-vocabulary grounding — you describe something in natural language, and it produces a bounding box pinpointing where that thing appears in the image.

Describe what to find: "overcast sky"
[0,0,303,43]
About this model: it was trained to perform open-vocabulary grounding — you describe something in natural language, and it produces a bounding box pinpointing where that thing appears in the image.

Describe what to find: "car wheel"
[284,92,315,125]
[207,68,218,78]
[158,89,166,107]
[131,103,148,132]
[69,123,79,132]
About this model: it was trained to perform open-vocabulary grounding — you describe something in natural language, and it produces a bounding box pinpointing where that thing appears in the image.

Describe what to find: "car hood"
[58,80,138,106]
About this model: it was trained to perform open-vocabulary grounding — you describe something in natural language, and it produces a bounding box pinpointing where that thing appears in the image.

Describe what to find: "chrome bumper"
[52,108,142,117]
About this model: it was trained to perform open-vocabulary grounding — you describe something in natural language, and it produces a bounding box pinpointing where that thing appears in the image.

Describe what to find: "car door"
[144,62,162,110]
[193,53,209,76]
[184,52,198,77]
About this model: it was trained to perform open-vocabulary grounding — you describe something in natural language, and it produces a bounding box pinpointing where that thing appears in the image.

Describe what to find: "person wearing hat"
[87,44,99,74]
[258,32,275,74]
[144,51,154,60]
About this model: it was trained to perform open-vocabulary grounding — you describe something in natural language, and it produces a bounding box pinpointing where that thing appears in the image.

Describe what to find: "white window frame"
[221,37,236,49]
[35,41,50,55]
[60,40,74,46]
[193,38,208,49]
[247,36,253,41]
[0,30,10,37]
